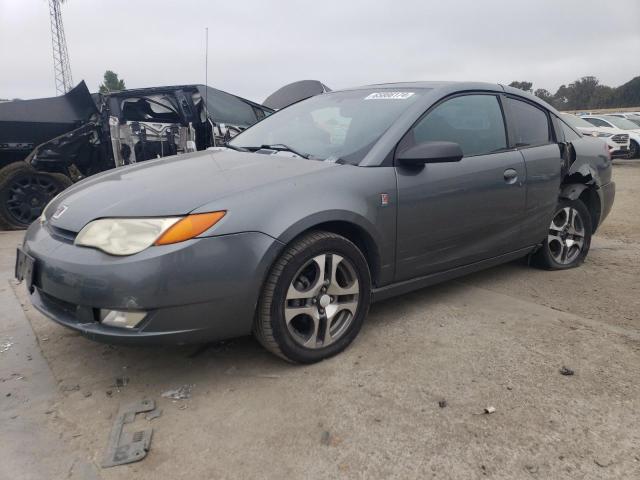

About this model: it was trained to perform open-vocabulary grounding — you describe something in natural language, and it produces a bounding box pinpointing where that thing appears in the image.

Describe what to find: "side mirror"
[396,141,464,166]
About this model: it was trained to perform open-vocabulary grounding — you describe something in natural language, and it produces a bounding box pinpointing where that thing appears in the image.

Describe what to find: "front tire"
[628,140,639,159]
[532,198,592,270]
[254,231,371,363]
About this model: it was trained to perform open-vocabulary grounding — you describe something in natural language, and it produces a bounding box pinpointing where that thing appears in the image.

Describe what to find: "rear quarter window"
[507,98,550,147]
[560,121,581,141]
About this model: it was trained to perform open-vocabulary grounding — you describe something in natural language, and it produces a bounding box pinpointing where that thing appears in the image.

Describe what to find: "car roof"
[333,81,560,116]
[102,84,270,111]
[338,80,500,92]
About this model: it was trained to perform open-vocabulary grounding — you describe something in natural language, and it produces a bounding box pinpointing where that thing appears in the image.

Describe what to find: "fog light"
[100,309,147,329]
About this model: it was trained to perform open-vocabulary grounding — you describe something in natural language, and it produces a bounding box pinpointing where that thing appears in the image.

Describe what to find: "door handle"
[503,169,518,184]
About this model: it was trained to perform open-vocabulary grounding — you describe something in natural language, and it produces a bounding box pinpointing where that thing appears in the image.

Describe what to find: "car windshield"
[229,88,427,164]
[561,113,594,129]
[627,116,640,127]
[601,116,638,130]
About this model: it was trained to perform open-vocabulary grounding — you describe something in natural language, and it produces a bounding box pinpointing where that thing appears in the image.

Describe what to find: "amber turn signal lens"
[155,211,226,245]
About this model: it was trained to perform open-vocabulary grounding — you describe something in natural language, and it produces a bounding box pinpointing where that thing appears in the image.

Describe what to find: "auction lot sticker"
[365,92,415,100]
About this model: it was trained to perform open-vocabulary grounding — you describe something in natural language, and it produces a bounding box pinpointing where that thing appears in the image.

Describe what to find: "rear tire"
[531,198,592,270]
[254,231,371,363]
[0,162,72,230]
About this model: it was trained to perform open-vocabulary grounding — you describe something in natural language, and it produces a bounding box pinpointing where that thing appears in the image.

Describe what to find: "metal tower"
[49,0,73,94]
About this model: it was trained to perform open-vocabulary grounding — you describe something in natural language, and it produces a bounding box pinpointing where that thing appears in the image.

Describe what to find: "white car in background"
[581,115,640,159]
[605,113,640,128]
[560,113,630,158]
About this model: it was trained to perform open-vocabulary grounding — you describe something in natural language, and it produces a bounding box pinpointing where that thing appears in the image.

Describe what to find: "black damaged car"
[0,81,273,229]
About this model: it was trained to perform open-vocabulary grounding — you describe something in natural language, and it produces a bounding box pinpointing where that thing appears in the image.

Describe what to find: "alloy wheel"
[547,206,586,265]
[284,253,360,349]
[6,173,60,225]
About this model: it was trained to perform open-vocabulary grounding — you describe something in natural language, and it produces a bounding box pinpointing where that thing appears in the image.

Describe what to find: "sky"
[1,0,639,103]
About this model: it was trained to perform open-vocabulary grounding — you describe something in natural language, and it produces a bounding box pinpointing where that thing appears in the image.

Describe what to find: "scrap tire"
[531,198,592,270]
[254,231,371,364]
[0,162,72,230]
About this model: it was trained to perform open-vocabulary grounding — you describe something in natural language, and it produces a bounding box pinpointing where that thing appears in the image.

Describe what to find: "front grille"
[39,290,77,316]
[46,224,77,243]
[612,134,629,144]
[37,289,97,324]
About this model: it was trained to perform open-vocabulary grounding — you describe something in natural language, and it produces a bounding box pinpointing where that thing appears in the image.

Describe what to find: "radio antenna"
[204,27,212,144]
[205,27,209,103]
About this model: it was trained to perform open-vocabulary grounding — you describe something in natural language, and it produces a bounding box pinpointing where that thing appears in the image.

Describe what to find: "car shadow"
[18,257,533,396]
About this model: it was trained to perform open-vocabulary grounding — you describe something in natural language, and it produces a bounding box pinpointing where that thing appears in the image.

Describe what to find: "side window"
[584,117,608,128]
[406,94,507,157]
[507,98,550,147]
[204,87,258,127]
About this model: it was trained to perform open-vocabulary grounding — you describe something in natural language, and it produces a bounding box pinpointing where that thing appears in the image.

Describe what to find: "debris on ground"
[102,399,155,468]
[484,406,496,414]
[115,376,129,389]
[0,340,14,353]
[320,431,331,446]
[145,408,163,421]
[594,458,613,468]
[61,384,80,393]
[438,400,448,408]
[559,366,575,376]
[161,384,193,400]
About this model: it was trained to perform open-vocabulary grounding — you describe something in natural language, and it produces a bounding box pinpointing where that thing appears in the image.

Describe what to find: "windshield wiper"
[257,144,310,159]
[223,142,249,152]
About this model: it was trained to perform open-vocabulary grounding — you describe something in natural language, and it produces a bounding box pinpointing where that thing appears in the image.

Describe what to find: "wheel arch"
[277,213,383,287]
[559,182,601,233]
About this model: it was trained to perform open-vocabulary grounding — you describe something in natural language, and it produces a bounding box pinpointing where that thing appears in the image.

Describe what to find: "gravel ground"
[1,160,639,479]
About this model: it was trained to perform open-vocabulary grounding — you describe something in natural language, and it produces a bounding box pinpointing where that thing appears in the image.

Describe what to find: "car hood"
[577,126,627,136]
[48,148,335,232]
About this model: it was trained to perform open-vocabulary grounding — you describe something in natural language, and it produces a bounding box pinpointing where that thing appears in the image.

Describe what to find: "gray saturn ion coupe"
[16,82,615,363]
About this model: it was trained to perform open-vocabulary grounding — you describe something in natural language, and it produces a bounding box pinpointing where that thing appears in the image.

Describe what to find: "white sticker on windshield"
[364,92,415,100]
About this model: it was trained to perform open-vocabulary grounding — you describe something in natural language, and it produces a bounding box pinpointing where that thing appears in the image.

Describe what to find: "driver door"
[394,93,526,281]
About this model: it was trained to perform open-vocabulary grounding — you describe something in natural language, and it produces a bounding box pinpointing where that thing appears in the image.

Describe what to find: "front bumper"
[22,222,282,344]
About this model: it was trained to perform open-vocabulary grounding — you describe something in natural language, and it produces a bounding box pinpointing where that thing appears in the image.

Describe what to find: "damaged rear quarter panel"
[561,135,614,230]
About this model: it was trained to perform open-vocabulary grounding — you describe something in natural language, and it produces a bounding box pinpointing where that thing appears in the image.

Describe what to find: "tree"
[509,81,533,93]
[534,88,554,105]
[613,76,640,107]
[99,70,126,93]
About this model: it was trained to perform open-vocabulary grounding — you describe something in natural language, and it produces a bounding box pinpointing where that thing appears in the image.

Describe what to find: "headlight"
[594,132,612,138]
[75,211,226,256]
